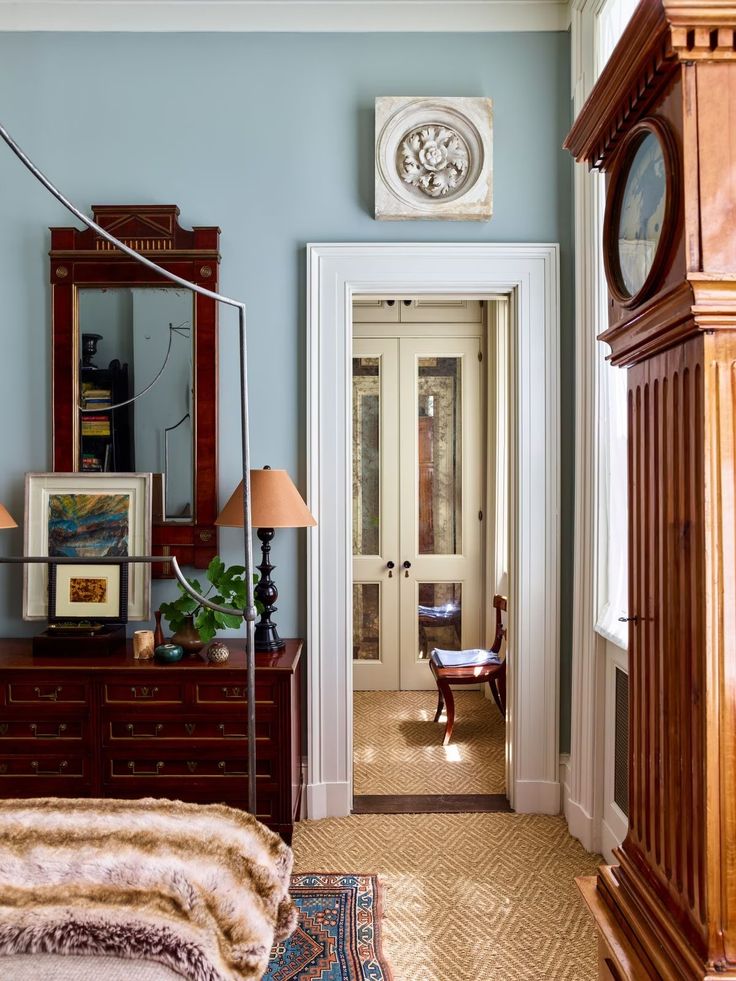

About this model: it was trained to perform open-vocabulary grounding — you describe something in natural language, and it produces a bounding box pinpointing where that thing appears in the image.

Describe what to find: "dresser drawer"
[105,754,275,782]
[0,754,87,779]
[104,681,185,705]
[0,718,85,744]
[195,680,277,706]
[8,681,88,705]
[106,716,275,744]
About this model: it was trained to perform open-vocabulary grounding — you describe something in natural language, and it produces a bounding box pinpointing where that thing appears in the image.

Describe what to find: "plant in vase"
[159,556,258,654]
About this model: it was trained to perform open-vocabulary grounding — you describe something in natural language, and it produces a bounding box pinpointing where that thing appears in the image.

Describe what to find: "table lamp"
[217,467,316,651]
[0,503,17,530]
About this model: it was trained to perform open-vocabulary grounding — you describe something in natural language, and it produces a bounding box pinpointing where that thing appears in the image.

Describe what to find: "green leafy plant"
[159,556,259,644]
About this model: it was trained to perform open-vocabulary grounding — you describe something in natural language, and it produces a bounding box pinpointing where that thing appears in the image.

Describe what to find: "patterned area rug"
[265,873,392,981]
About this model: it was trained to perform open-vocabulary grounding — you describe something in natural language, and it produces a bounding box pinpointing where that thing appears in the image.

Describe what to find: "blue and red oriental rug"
[265,873,393,981]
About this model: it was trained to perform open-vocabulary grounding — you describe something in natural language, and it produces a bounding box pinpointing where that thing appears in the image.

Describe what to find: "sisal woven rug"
[354,690,505,795]
[264,873,392,981]
[294,813,601,980]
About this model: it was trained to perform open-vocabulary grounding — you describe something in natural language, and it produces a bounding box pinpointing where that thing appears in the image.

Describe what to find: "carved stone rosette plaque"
[375,96,493,221]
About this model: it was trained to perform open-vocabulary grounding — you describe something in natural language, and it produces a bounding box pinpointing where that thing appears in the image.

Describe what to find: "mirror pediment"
[51,205,220,577]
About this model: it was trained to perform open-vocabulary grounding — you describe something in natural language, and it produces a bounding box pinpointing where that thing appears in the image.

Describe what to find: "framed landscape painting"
[23,472,151,620]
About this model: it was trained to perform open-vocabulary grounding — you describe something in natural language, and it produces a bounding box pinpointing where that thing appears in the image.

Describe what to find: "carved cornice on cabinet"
[665,0,736,58]
[564,0,674,168]
[565,1,736,168]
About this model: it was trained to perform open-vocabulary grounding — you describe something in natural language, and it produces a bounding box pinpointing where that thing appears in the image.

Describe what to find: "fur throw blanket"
[0,797,297,981]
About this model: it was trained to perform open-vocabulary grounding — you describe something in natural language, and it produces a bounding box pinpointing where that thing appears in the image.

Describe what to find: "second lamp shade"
[216,469,316,529]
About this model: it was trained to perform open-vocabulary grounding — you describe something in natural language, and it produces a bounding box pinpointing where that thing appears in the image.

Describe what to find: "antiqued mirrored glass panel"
[417,356,462,554]
[78,287,193,521]
[417,582,462,660]
[353,583,380,661]
[616,131,666,298]
[352,356,380,556]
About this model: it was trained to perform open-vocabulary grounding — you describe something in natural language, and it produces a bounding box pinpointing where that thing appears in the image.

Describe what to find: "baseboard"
[512,778,561,814]
[559,753,571,807]
[566,796,599,852]
[560,752,601,852]
[300,757,308,820]
[306,780,351,820]
[601,817,625,864]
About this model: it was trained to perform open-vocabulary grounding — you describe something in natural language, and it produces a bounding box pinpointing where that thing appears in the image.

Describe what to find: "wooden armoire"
[565,1,736,978]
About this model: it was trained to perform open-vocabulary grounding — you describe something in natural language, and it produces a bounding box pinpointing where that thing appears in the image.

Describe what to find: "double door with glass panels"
[352,324,483,690]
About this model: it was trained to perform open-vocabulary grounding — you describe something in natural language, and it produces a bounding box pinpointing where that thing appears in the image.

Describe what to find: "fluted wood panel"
[625,337,707,955]
[703,333,736,967]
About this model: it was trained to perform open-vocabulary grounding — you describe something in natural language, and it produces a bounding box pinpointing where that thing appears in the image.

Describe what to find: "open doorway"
[351,296,510,813]
[305,243,560,821]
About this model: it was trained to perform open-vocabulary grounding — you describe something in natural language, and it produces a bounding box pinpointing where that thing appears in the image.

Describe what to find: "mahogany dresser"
[566,0,736,977]
[0,638,302,843]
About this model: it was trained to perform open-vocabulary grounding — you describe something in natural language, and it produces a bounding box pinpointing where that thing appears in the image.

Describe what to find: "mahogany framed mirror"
[50,205,219,577]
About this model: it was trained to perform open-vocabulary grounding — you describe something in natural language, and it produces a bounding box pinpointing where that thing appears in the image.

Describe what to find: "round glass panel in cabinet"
[603,119,677,308]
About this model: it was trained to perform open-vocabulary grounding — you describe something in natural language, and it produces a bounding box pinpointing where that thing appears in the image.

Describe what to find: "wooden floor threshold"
[353,793,512,814]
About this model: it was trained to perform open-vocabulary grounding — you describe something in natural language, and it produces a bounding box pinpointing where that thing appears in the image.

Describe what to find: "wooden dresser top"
[0,637,302,673]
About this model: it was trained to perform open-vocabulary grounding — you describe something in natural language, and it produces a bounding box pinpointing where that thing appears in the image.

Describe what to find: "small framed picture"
[48,563,129,623]
[23,472,152,621]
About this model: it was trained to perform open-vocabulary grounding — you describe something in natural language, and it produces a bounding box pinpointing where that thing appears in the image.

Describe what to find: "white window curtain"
[593,0,639,649]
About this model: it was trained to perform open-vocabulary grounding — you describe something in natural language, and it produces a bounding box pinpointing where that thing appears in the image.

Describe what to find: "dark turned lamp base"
[254,526,285,652]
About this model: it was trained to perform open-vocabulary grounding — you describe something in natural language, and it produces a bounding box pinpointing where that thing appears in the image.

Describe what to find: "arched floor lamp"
[0,122,261,816]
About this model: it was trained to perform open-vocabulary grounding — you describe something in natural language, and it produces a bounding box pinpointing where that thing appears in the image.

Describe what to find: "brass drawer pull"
[30,723,68,739]
[218,723,247,739]
[34,686,63,701]
[186,761,197,773]
[130,686,159,699]
[185,723,196,736]
[217,761,248,776]
[0,723,8,736]
[0,763,7,774]
[31,760,69,776]
[127,761,164,776]
[221,687,246,699]
[126,723,163,738]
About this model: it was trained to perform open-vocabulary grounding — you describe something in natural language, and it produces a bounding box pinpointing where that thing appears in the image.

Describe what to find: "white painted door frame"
[306,242,561,818]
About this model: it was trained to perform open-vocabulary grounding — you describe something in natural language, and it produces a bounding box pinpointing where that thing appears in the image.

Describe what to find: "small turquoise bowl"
[154,643,184,664]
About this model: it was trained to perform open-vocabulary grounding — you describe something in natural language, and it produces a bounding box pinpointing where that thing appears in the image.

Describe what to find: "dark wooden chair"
[428,594,507,746]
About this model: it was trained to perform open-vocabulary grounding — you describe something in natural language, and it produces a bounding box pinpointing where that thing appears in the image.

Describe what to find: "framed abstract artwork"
[23,472,152,620]
[48,562,128,623]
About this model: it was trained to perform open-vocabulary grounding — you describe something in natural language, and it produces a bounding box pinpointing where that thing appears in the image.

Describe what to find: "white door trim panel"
[306,242,561,815]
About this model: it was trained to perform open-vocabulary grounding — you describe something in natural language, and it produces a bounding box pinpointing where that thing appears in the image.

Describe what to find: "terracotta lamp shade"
[0,503,17,530]
[216,469,315,652]
[216,470,316,529]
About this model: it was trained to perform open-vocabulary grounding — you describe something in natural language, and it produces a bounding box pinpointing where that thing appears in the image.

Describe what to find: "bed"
[0,797,297,981]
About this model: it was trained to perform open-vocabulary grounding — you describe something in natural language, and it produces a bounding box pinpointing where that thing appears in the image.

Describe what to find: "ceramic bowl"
[154,643,184,664]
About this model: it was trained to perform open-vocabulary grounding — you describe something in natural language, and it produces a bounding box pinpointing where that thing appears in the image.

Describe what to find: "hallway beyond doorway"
[353,690,505,798]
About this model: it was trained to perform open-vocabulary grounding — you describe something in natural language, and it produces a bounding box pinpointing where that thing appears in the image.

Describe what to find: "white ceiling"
[0,0,572,32]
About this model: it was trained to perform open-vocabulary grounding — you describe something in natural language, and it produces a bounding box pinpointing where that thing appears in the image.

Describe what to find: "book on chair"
[431,648,503,669]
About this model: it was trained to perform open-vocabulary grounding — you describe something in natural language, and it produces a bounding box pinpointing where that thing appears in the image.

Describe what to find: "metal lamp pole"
[0,123,258,815]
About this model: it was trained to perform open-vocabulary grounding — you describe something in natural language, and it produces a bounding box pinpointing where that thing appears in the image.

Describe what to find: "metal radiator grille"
[614,667,629,817]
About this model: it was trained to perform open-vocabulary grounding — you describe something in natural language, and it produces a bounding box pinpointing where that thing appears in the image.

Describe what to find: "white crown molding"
[0,1,572,33]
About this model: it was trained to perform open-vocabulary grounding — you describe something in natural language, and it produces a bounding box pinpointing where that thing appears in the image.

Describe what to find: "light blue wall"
[0,30,574,748]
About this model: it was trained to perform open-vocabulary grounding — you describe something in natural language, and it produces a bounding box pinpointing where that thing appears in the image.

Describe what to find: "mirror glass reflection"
[77,287,194,522]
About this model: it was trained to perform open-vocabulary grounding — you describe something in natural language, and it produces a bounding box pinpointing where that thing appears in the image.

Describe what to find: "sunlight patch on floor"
[353,690,505,795]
